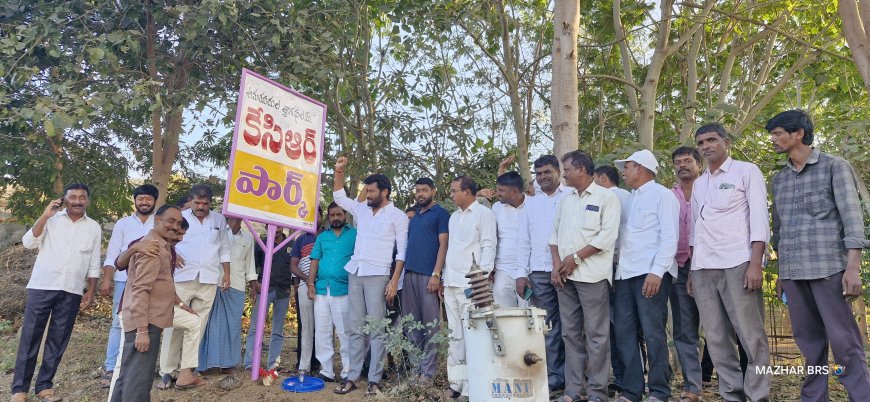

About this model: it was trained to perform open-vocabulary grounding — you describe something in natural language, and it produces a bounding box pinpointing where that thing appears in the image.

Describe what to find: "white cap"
[614,149,658,174]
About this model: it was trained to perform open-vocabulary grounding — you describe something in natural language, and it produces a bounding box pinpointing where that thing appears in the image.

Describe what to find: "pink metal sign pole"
[243,220,300,381]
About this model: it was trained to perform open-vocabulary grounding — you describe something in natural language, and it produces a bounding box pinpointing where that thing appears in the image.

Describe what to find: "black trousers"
[11,289,81,394]
[110,325,163,402]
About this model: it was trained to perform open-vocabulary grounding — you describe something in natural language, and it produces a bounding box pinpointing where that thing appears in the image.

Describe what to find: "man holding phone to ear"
[11,183,102,402]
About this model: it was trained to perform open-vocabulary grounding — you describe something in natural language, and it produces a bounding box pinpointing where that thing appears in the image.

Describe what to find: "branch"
[577,74,644,93]
[457,20,509,79]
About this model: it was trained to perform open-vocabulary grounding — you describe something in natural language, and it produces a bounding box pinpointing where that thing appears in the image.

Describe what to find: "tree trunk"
[46,135,64,194]
[840,0,870,95]
[551,0,580,160]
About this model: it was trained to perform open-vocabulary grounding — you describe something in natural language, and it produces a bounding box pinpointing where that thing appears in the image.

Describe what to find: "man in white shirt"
[492,171,525,308]
[197,216,258,374]
[332,157,409,396]
[549,151,620,402]
[443,175,497,400]
[592,164,632,396]
[515,155,570,393]
[613,150,679,402]
[161,184,231,389]
[98,184,158,388]
[689,123,770,402]
[11,183,101,402]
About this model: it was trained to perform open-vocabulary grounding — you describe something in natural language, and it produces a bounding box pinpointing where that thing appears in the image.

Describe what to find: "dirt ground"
[0,244,854,401]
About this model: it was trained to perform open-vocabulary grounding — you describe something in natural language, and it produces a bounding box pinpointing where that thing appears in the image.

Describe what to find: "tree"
[551,0,581,159]
[840,0,870,96]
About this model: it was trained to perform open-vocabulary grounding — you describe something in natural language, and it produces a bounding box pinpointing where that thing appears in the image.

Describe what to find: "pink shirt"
[671,186,691,267]
[689,158,769,270]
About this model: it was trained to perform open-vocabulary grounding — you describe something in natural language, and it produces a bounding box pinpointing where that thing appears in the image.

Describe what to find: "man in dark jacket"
[243,230,293,370]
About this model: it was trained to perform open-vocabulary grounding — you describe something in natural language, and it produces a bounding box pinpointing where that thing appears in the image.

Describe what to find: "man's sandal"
[334,379,357,394]
[680,391,701,402]
[34,389,62,402]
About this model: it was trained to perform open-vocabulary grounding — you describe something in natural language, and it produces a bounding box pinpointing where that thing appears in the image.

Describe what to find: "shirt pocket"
[629,207,656,232]
[708,187,739,210]
[580,208,601,231]
[207,226,221,243]
[804,187,833,218]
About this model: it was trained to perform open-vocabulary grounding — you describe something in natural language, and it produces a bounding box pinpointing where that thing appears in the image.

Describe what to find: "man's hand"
[843,264,862,299]
[477,188,495,200]
[221,275,231,291]
[80,290,95,310]
[135,332,150,353]
[99,267,114,296]
[385,280,398,301]
[176,254,186,269]
[180,304,199,316]
[250,280,261,295]
[131,239,161,258]
[335,156,348,171]
[558,255,578,278]
[42,198,63,218]
[641,274,662,298]
[427,275,441,294]
[687,272,694,298]
[744,262,763,292]
[550,268,564,289]
[515,277,529,298]
[498,155,516,176]
[307,285,316,301]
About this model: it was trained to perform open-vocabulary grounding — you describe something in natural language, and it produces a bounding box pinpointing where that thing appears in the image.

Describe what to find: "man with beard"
[308,202,357,382]
[669,146,704,402]
[110,205,183,402]
[332,157,409,396]
[688,123,770,401]
[515,155,570,393]
[492,171,526,307]
[768,110,870,400]
[197,217,258,374]
[98,184,159,388]
[549,151,620,402]
[161,184,231,389]
[11,184,101,402]
[400,177,450,385]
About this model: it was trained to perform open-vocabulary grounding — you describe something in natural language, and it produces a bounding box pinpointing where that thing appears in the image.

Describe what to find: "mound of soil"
[0,244,36,325]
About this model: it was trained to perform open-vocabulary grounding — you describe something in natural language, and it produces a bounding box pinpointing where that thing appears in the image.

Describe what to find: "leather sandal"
[35,389,62,402]
[680,391,701,402]
[334,379,357,394]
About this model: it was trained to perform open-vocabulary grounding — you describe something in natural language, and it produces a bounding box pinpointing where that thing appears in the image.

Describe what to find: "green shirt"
[310,225,357,296]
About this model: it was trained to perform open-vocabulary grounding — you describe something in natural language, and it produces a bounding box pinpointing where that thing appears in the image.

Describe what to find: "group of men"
[9,109,870,402]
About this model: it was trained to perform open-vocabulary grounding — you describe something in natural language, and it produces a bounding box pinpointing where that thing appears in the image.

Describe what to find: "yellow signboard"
[223,69,325,231]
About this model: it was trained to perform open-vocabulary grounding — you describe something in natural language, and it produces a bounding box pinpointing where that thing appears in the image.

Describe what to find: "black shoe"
[315,373,336,382]
[608,383,622,397]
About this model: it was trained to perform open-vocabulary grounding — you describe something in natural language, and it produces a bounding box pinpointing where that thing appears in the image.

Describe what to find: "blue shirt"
[404,204,450,276]
[310,226,357,296]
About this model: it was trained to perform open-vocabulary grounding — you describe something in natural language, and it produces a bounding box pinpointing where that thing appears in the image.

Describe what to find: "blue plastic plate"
[282,375,325,393]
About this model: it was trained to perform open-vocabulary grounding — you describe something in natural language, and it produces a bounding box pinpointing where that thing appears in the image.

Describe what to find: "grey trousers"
[693,262,770,402]
[670,262,703,395]
[782,271,870,402]
[557,279,610,401]
[529,271,565,390]
[110,325,163,402]
[347,272,389,383]
[400,271,441,378]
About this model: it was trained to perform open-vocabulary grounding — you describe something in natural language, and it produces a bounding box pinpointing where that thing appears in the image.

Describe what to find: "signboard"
[223,68,326,231]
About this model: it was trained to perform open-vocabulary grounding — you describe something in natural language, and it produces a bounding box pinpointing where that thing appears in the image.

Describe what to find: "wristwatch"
[432,272,441,278]
[573,252,583,265]
[177,302,184,308]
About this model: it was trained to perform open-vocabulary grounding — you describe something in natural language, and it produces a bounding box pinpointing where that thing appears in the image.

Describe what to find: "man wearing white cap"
[612,150,679,402]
